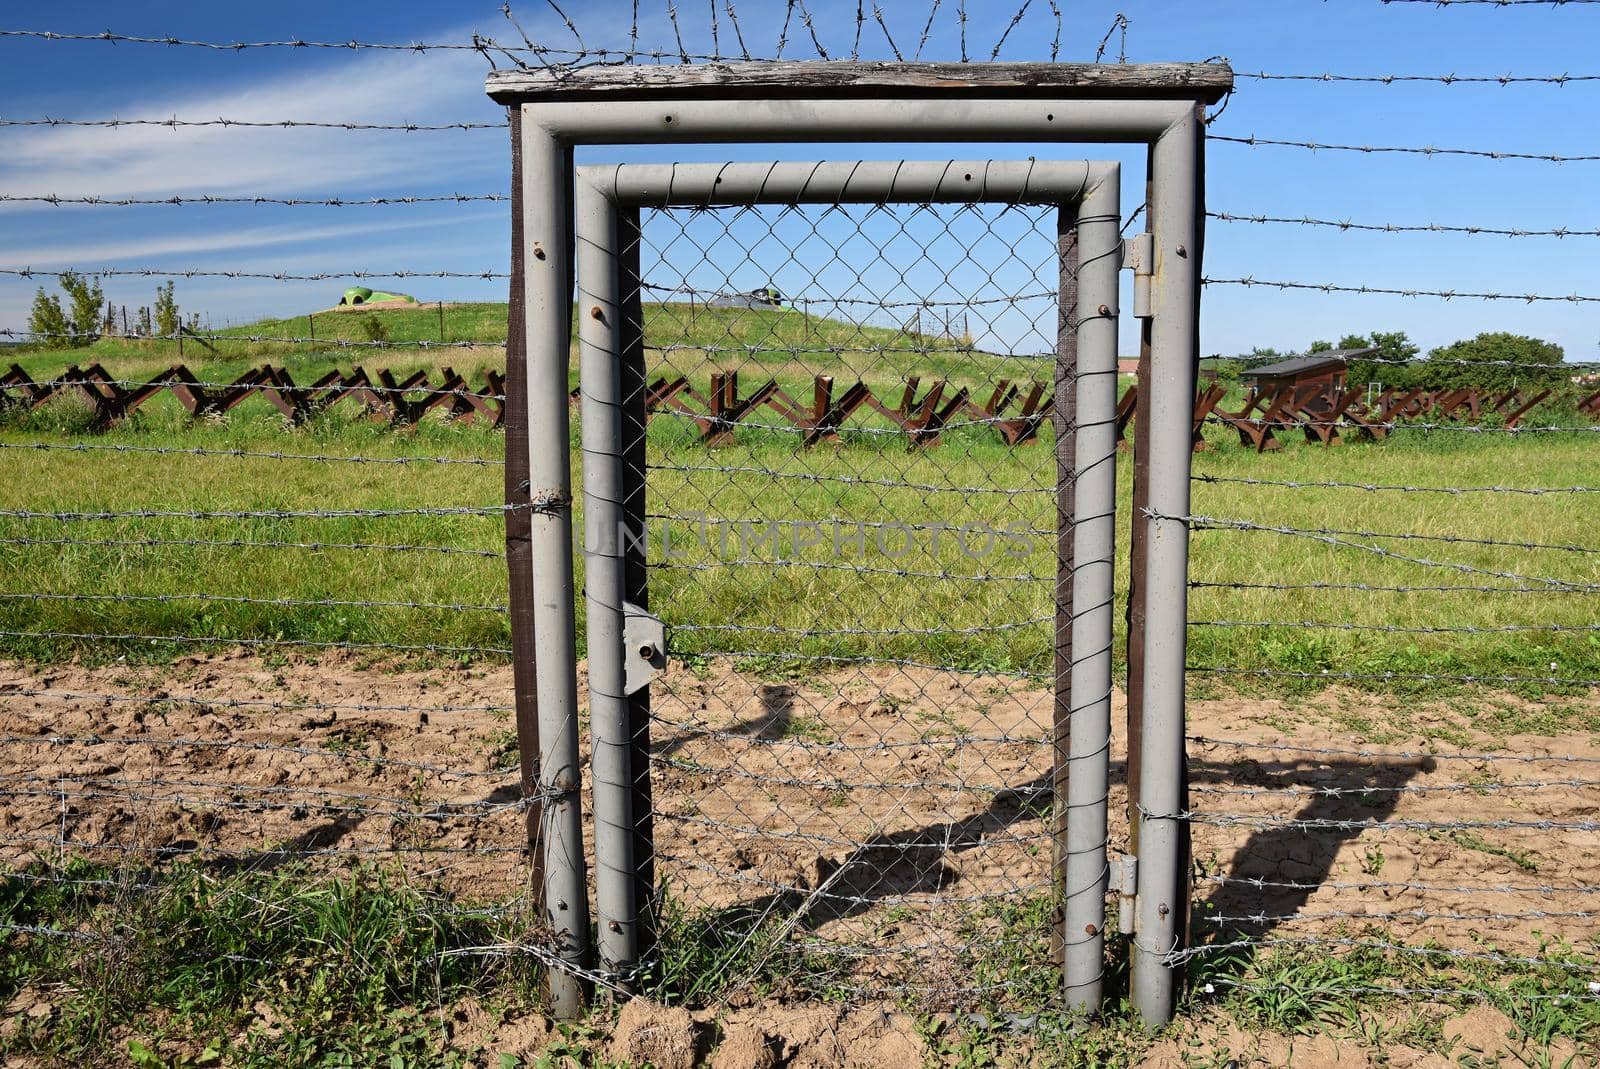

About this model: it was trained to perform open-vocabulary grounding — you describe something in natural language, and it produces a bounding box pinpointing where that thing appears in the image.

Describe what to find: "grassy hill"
[8,300,1057,406]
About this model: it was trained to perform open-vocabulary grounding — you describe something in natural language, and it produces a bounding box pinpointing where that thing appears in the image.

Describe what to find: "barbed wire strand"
[1191,618,1600,635]
[1203,275,1600,304]
[0,192,507,207]
[1190,578,1597,595]
[1,689,509,716]
[1187,734,1600,765]
[1193,473,1600,496]
[1211,133,1600,163]
[1198,874,1600,897]
[0,117,506,131]
[0,731,510,779]
[1191,665,1600,687]
[0,628,512,657]
[1234,70,1600,86]
[1210,210,1600,239]
[2,329,509,353]
[0,535,504,558]
[0,266,507,280]
[0,591,507,614]
[1161,511,1600,591]
[0,442,504,467]
[0,504,526,521]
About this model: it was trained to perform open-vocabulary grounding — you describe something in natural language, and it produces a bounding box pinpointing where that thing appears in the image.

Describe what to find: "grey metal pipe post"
[524,97,1197,147]
[1061,164,1121,1012]
[519,112,591,1018]
[1130,105,1202,1028]
[574,175,641,984]
[607,159,1099,204]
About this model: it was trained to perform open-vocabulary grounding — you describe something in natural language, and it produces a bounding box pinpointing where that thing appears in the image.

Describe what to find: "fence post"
[1130,105,1202,1029]
[503,103,549,949]
[518,108,591,1018]
[1124,161,1154,939]
[1057,164,1121,1013]
[617,206,658,962]
[575,175,642,986]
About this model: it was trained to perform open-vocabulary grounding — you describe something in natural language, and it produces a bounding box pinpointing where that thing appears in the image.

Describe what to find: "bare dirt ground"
[2,653,1597,1065]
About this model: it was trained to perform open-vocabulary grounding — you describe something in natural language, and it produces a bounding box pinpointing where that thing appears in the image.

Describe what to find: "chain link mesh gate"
[571,160,1122,1013]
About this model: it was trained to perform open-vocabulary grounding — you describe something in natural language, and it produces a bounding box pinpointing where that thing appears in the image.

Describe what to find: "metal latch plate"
[622,602,666,695]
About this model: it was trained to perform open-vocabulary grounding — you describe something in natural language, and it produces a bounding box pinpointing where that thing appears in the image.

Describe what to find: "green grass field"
[4,298,1598,1066]
[5,301,1600,717]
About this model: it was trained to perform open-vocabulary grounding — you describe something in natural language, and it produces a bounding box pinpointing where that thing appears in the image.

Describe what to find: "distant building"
[339,287,418,307]
[1243,347,1374,409]
[709,286,784,310]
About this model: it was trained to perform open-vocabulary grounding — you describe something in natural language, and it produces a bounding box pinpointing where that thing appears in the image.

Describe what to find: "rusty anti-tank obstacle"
[1,363,507,429]
[3,362,1590,446]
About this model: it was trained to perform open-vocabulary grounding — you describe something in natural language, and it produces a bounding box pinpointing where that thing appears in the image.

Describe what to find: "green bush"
[1424,331,1565,390]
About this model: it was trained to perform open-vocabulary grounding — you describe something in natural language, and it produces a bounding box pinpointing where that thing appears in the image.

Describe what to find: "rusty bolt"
[609,921,623,933]
[589,306,604,320]
[1098,304,1111,316]
[533,242,546,261]
[1158,903,1170,917]
[1084,923,1098,936]
[639,643,657,660]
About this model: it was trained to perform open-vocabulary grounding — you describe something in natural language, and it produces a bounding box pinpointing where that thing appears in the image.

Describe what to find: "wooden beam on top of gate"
[487,61,1234,105]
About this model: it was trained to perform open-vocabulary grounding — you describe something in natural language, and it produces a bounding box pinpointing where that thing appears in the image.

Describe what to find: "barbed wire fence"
[0,0,1598,1051]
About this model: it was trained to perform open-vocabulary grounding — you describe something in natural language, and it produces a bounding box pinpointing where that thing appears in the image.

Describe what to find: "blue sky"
[2,0,1599,360]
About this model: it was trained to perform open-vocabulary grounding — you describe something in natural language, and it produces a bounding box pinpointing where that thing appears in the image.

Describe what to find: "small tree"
[27,288,71,349]
[57,272,105,346]
[1426,332,1564,391]
[154,281,179,338]
[1339,330,1421,387]
[137,306,153,337]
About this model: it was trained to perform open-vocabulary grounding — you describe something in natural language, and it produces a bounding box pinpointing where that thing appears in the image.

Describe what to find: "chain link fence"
[0,411,540,966]
[633,194,1071,1008]
[1168,404,1600,1022]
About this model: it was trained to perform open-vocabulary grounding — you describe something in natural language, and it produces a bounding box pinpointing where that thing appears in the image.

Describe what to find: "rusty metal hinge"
[1111,852,1139,934]
[1122,233,1154,319]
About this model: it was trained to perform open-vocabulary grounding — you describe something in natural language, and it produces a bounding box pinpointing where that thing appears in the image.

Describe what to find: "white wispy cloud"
[0,33,502,203]
[3,211,502,268]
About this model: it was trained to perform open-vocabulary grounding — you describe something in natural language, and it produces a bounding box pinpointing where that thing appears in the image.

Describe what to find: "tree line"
[27,276,197,349]
[1211,330,1577,392]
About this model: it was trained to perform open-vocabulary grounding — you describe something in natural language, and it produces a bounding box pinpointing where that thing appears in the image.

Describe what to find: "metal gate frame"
[487,60,1233,1025]
[576,158,1120,1011]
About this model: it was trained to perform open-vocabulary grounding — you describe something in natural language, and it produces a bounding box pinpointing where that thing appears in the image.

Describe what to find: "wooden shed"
[1242,348,1374,410]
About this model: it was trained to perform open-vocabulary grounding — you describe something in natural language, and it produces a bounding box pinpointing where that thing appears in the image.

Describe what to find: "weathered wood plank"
[488,61,1233,104]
